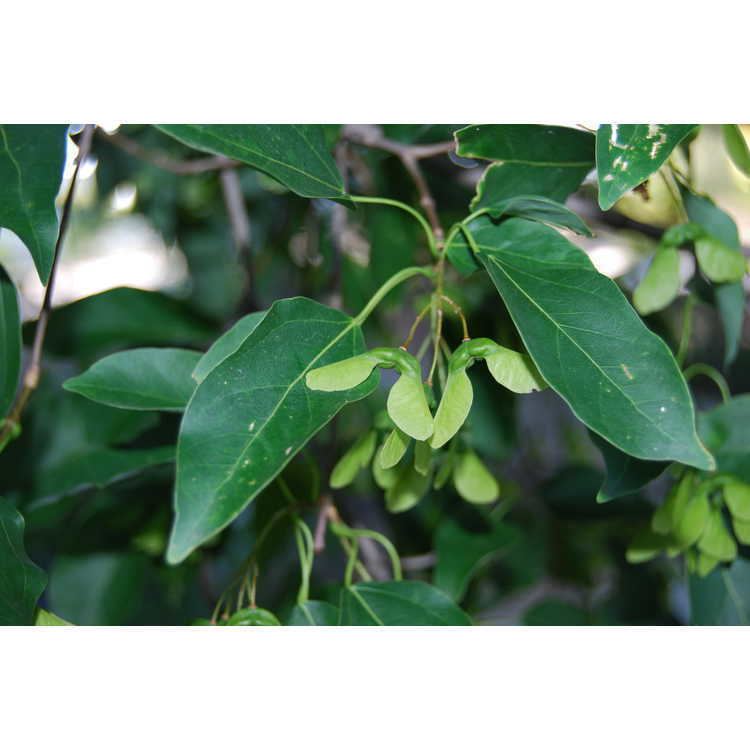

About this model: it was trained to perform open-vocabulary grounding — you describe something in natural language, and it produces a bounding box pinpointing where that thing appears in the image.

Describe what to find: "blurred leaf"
[695,237,746,283]
[596,125,696,209]
[722,124,750,177]
[681,187,745,367]
[338,580,472,625]
[64,348,201,411]
[433,519,520,601]
[632,247,680,315]
[0,265,21,417]
[287,600,339,625]
[0,498,47,625]
[456,124,594,166]
[192,312,267,384]
[698,396,750,483]
[168,298,377,564]
[690,557,750,625]
[27,446,175,510]
[48,553,147,625]
[589,431,668,503]
[156,125,346,199]
[523,600,589,625]
[453,450,499,504]
[474,217,713,470]
[41,287,214,361]
[0,125,68,283]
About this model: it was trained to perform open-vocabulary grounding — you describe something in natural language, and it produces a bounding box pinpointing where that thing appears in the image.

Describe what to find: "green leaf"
[42,287,214,361]
[35,608,72,626]
[471,162,592,211]
[433,520,519,601]
[453,450,499,504]
[0,125,69,283]
[168,297,377,564]
[473,217,713,470]
[64,348,202,411]
[329,430,376,489]
[156,125,346,199]
[695,237,747,283]
[456,124,594,166]
[596,124,696,209]
[338,580,472,625]
[0,498,47,625]
[48,553,147,625]
[226,607,280,626]
[632,247,681,315]
[286,600,339,626]
[379,428,410,470]
[0,265,21,417]
[690,558,750,624]
[698,396,750,483]
[26,446,175,510]
[192,311,267,384]
[682,188,744,366]
[485,345,546,394]
[385,464,430,513]
[431,368,473,449]
[589,431,668,503]
[722,124,750,177]
[478,196,592,237]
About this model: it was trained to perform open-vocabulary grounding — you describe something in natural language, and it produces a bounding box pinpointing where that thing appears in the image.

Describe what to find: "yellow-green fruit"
[329,430,377,489]
[632,247,680,316]
[453,450,499,504]
[386,465,430,513]
[485,346,546,394]
[379,428,410,470]
[724,481,750,522]
[698,507,737,562]
[306,353,379,392]
[431,368,473,449]
[386,374,434,441]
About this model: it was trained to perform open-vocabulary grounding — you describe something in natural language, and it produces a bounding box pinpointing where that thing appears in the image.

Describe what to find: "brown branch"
[341,125,453,243]
[0,125,95,447]
[101,129,238,174]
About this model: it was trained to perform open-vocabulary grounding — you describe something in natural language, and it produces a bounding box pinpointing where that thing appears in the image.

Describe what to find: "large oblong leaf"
[64,348,202,411]
[156,125,346,199]
[455,124,594,166]
[0,498,47,625]
[596,124,696,210]
[0,125,69,283]
[167,297,377,564]
[472,217,713,470]
[338,580,472,625]
[0,266,21,417]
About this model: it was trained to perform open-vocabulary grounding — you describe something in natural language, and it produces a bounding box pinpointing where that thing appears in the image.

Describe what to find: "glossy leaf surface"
[0,125,68,283]
[157,125,346,199]
[596,124,696,209]
[0,498,47,625]
[0,266,21,417]
[338,580,472,625]
[168,297,377,563]
[456,124,594,166]
[698,396,750,483]
[473,217,712,469]
[192,311,267,384]
[64,348,202,411]
[287,601,339,626]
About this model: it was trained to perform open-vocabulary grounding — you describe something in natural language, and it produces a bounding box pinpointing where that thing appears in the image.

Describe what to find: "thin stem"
[350,195,437,259]
[330,522,402,581]
[677,294,696,367]
[293,519,314,605]
[402,302,432,350]
[683,363,731,404]
[427,306,444,387]
[353,265,434,326]
[0,124,95,451]
[344,538,359,587]
[101,129,238,174]
[440,294,469,341]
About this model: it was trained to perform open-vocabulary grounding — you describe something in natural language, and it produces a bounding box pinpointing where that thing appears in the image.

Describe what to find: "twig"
[101,129,238,174]
[219,167,256,309]
[0,124,94,448]
[401,552,437,572]
[313,494,333,553]
[342,125,452,243]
